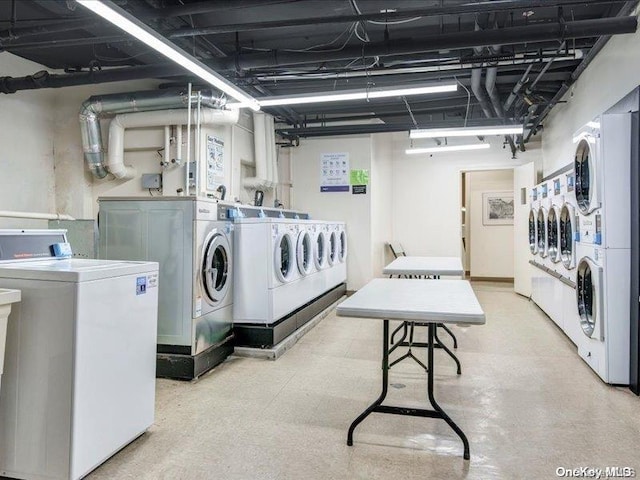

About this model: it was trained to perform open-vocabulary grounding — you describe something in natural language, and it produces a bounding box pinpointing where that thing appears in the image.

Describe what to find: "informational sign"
[206,135,224,190]
[350,169,369,185]
[320,152,349,192]
[352,185,367,195]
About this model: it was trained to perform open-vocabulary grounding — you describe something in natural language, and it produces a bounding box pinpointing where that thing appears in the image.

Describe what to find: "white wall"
[370,133,394,278]
[513,162,536,296]
[390,134,540,258]
[0,53,56,229]
[467,169,514,278]
[542,9,640,175]
[291,135,372,290]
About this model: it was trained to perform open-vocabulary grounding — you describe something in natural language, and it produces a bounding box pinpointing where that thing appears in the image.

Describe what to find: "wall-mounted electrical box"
[141,174,162,189]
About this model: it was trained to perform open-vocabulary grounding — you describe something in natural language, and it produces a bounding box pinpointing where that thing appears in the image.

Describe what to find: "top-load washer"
[98,197,234,379]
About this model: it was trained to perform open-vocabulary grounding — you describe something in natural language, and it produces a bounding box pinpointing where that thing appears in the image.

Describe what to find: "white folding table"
[383,256,465,373]
[337,278,485,460]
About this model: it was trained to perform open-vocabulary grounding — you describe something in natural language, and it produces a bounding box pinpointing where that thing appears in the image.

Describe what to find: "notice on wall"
[206,135,224,190]
[320,152,350,192]
[350,169,369,185]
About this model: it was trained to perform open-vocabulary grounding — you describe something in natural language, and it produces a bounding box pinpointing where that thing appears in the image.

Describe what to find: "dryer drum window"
[316,233,325,264]
[339,231,347,261]
[298,232,312,274]
[329,231,337,262]
[560,207,573,265]
[547,209,559,260]
[529,210,536,253]
[280,236,292,277]
[536,210,546,252]
[202,234,230,303]
[574,139,592,214]
[577,260,596,337]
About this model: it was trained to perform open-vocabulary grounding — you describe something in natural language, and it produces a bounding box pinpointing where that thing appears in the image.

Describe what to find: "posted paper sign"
[320,153,349,192]
[207,135,224,190]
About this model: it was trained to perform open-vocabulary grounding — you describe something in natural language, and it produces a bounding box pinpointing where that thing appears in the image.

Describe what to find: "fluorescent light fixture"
[587,121,600,129]
[227,84,457,108]
[410,125,524,139]
[76,0,260,111]
[405,143,491,154]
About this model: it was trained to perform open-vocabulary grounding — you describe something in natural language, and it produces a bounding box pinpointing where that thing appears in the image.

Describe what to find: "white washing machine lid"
[274,231,296,282]
[0,258,158,282]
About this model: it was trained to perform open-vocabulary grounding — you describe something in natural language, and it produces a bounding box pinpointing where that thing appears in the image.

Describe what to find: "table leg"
[347,320,391,446]
[434,325,462,375]
[389,322,428,371]
[438,324,459,349]
[427,324,470,460]
[390,321,407,346]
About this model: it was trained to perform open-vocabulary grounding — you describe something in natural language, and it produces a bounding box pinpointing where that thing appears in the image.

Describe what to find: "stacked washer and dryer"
[572,114,632,384]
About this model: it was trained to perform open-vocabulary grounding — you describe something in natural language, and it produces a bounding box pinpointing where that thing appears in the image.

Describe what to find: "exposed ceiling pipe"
[214,17,637,70]
[0,64,184,94]
[245,112,277,190]
[0,18,95,41]
[79,89,224,179]
[138,0,300,19]
[0,210,75,221]
[503,64,534,112]
[107,107,239,179]
[166,0,629,36]
[525,0,639,141]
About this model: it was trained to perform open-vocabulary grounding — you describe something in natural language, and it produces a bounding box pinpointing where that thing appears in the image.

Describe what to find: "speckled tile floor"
[88,282,640,480]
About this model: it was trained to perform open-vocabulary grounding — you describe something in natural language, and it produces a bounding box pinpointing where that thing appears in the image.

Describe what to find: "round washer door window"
[576,258,596,338]
[275,233,294,282]
[574,138,593,214]
[339,230,348,262]
[529,209,537,254]
[547,208,559,262]
[328,231,338,265]
[560,205,574,268]
[202,232,231,304]
[297,231,312,275]
[537,209,547,256]
[315,231,326,269]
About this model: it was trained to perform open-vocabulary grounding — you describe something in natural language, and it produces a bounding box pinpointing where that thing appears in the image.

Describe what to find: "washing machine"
[529,186,539,256]
[234,217,312,325]
[0,230,158,480]
[296,221,314,278]
[98,197,234,380]
[537,181,550,263]
[325,222,347,289]
[336,222,348,264]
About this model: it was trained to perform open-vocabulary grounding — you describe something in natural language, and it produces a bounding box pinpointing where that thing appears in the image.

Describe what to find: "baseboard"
[469,276,514,283]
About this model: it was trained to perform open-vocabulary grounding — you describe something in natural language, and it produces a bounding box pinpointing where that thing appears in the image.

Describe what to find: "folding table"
[337,278,485,459]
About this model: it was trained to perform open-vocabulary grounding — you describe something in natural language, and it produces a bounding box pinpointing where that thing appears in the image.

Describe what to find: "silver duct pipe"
[485,43,518,157]
[79,89,224,179]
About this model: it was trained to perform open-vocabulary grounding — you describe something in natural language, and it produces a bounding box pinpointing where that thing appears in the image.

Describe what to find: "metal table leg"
[347,320,471,460]
[389,322,428,371]
[434,325,462,375]
[438,324,458,349]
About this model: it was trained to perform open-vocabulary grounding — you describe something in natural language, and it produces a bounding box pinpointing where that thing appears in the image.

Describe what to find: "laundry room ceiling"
[1,0,638,152]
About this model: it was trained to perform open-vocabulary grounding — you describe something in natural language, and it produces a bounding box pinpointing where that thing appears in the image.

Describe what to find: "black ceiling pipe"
[167,0,627,36]
[216,16,637,71]
[0,18,95,41]
[524,0,639,141]
[138,0,302,19]
[0,63,184,94]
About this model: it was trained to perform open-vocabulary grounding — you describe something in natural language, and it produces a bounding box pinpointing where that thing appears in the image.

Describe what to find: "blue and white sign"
[136,276,147,295]
[320,152,350,192]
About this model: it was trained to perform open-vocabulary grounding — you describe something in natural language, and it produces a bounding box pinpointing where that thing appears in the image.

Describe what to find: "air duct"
[244,112,277,190]
[107,108,239,179]
[79,89,223,179]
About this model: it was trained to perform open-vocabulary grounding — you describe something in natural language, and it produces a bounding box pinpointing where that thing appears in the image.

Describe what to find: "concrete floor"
[90,282,640,480]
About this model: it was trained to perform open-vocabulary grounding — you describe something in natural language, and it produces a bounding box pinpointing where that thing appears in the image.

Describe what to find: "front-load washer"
[547,203,562,266]
[326,222,347,289]
[574,119,601,216]
[560,202,578,271]
[98,197,234,380]
[0,230,158,480]
[296,223,314,278]
[536,204,548,260]
[337,222,348,263]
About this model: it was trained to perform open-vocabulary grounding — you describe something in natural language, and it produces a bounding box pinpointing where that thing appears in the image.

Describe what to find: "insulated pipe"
[268,114,278,188]
[107,108,239,180]
[79,89,223,179]
[176,125,183,164]
[0,210,75,221]
[244,112,270,190]
[163,126,171,166]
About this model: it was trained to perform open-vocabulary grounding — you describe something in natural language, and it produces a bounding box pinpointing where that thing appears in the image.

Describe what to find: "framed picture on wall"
[482,191,514,225]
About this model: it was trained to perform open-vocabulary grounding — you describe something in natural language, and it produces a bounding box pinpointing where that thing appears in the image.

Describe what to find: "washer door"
[328,230,338,265]
[574,136,596,215]
[339,230,348,262]
[547,207,560,262]
[576,257,603,339]
[202,231,231,305]
[529,209,538,254]
[274,232,295,283]
[560,204,576,269]
[314,231,327,269]
[537,208,547,257]
[297,230,312,276]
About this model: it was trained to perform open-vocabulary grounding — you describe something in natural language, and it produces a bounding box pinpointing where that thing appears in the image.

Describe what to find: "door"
[514,162,536,296]
[201,230,231,306]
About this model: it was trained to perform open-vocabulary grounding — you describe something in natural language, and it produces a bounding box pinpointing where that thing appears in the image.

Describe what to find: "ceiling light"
[76,0,260,110]
[405,143,491,154]
[410,125,523,139]
[227,84,457,108]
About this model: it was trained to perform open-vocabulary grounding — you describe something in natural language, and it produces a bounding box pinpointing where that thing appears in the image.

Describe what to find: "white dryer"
[295,222,314,278]
[326,222,347,289]
[528,185,539,256]
[537,181,551,263]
